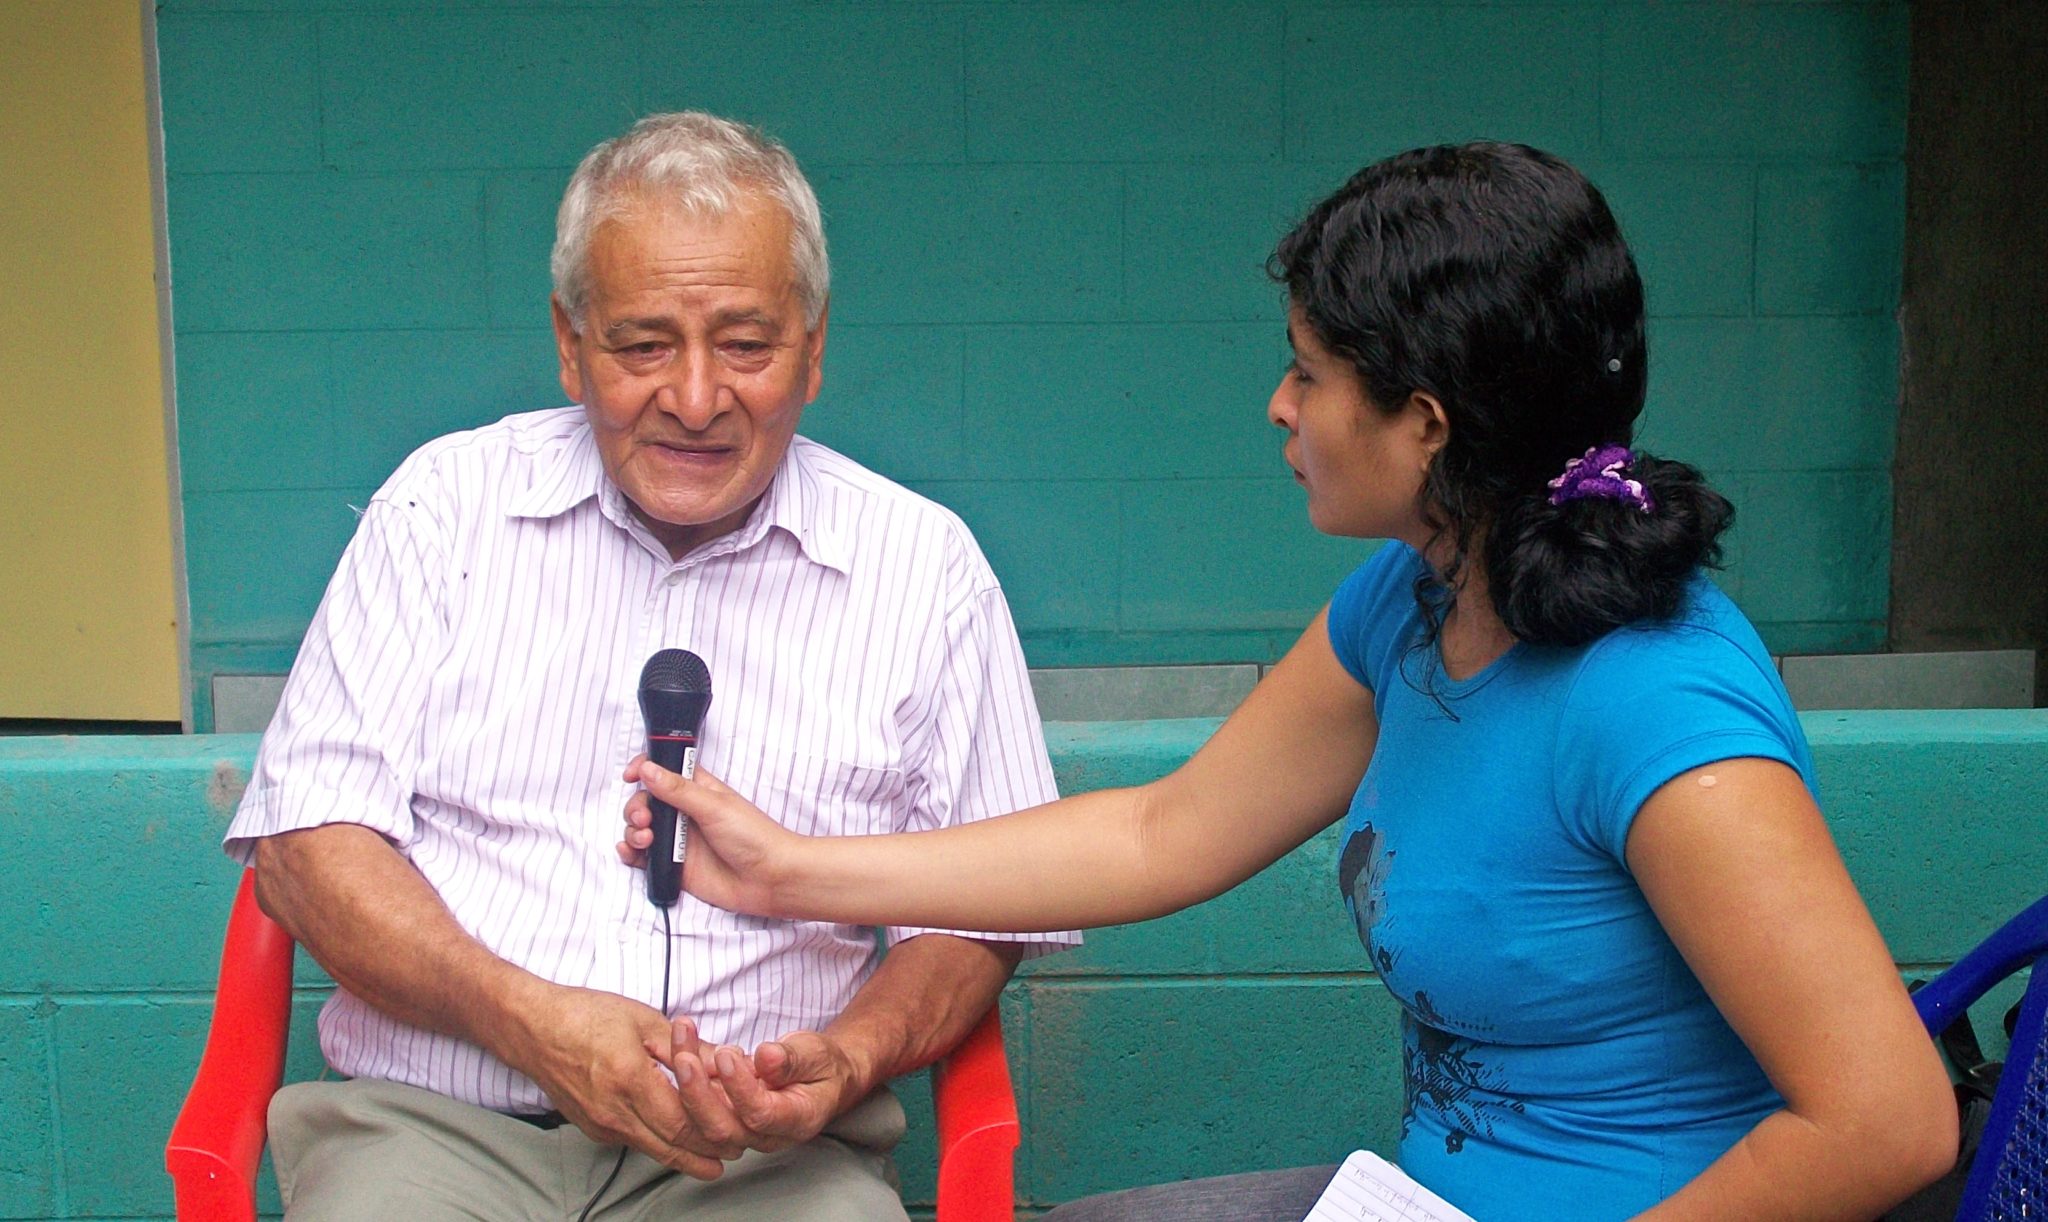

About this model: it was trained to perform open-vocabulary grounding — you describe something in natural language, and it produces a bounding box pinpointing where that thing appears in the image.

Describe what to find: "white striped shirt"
[226,406,1074,1112]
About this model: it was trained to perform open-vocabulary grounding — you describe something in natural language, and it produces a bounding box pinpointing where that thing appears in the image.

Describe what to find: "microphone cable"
[577,902,675,1222]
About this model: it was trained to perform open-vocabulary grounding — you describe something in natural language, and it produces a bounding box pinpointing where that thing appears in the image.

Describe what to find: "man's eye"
[725,341,770,356]
[1286,360,1312,386]
[616,343,666,360]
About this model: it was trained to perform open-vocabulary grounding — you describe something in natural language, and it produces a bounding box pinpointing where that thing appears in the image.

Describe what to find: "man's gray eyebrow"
[601,317,669,338]
[710,307,780,328]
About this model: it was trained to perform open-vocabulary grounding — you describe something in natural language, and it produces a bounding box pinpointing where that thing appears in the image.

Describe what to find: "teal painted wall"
[2,711,2043,1218]
[157,1,1909,728]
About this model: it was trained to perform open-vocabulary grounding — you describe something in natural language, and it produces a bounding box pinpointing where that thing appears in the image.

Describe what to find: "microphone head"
[640,648,712,736]
[640,648,711,695]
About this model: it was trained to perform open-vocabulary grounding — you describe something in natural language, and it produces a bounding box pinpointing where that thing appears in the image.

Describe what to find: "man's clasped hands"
[507,981,864,1180]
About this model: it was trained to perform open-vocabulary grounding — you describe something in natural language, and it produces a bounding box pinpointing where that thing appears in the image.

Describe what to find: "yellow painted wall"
[0,0,181,720]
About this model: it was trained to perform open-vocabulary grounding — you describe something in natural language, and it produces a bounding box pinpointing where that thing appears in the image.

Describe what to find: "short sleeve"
[1553,623,1811,864]
[223,493,451,863]
[892,573,1078,957]
[1326,542,1426,697]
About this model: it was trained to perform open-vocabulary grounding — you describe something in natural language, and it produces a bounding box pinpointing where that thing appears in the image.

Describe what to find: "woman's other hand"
[619,756,797,916]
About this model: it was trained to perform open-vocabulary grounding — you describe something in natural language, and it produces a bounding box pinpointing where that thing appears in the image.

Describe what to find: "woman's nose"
[1268,380,1297,432]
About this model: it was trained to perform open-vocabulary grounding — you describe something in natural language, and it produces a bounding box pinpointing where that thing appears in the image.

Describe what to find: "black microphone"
[639,648,712,907]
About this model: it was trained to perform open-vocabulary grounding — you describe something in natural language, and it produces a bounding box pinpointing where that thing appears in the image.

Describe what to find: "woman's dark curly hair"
[1269,141,1732,650]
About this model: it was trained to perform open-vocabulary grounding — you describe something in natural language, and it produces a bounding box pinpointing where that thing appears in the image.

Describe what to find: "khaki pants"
[270,1078,909,1221]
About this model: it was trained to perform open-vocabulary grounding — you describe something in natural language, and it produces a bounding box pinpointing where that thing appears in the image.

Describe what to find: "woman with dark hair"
[622,143,1956,1220]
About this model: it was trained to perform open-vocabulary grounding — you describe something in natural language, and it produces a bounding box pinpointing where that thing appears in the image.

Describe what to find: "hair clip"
[1547,444,1654,512]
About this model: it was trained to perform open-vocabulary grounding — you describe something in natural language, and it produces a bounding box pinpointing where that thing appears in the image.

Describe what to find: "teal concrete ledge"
[1,711,2043,1216]
[1802,710,2048,963]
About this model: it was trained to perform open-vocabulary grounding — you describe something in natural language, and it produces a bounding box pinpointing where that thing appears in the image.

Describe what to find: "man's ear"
[803,299,830,405]
[1408,391,1450,468]
[550,296,584,405]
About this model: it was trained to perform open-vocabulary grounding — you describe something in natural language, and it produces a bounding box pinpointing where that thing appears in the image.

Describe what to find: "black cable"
[576,904,675,1222]
[577,1148,628,1222]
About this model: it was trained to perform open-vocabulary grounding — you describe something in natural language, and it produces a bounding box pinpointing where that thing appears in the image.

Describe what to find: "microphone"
[639,648,712,907]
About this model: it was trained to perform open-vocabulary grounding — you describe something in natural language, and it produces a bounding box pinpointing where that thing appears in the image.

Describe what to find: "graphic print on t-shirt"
[1402,994,1525,1154]
[1338,823,1397,974]
[1341,822,1525,1156]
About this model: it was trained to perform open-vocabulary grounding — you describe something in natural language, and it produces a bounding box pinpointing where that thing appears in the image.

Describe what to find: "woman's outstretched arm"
[1627,758,1957,1221]
[625,608,1380,932]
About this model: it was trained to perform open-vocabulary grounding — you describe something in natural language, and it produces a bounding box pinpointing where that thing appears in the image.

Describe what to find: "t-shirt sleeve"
[1553,625,1810,864]
[1325,542,1425,697]
[891,557,1078,956]
[223,491,451,864]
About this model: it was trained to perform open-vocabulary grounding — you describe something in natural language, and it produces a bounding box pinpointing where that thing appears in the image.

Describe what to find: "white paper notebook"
[1301,1150,1478,1222]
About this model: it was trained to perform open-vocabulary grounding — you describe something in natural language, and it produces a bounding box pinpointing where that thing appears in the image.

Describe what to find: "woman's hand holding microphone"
[619,756,800,918]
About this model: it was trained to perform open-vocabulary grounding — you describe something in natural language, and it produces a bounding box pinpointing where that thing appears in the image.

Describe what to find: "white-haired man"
[225,112,1073,1219]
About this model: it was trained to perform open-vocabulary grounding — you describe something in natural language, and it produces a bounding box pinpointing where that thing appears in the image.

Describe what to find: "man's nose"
[658,352,723,430]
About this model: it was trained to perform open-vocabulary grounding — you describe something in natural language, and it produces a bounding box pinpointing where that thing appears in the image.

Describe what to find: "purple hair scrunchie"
[1546,444,1655,513]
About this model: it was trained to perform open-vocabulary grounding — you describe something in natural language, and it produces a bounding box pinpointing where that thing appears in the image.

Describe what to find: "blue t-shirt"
[1326,543,1814,1221]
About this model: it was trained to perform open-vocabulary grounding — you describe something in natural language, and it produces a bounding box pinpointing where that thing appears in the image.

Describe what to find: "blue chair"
[1911,893,2048,1221]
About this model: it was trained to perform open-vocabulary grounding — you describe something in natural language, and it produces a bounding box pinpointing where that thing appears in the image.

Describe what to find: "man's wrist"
[804,1024,882,1117]
[837,1035,883,1107]
[471,965,568,1075]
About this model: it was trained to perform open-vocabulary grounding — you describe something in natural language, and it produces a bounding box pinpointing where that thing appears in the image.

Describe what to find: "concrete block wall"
[155,0,1911,730]
[3,710,2044,1218]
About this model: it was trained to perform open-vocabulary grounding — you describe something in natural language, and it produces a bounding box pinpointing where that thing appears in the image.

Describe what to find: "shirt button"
[663,570,684,587]
[616,925,631,944]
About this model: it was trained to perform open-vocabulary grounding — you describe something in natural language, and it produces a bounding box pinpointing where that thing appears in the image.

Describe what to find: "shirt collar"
[507,423,851,574]
[506,418,608,520]
[745,438,853,574]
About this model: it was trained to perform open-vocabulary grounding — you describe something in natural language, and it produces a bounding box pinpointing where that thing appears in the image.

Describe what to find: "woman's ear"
[1407,391,1450,467]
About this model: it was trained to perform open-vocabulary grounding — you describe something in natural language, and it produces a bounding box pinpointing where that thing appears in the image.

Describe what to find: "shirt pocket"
[747,750,907,840]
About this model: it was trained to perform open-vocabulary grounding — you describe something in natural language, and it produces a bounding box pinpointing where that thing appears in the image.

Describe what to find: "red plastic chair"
[166,869,1021,1221]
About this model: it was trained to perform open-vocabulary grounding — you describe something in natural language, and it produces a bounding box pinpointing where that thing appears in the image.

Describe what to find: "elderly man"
[225,112,1072,1219]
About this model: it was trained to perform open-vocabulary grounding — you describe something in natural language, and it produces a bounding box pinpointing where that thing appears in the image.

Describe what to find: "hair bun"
[1487,454,1733,646]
